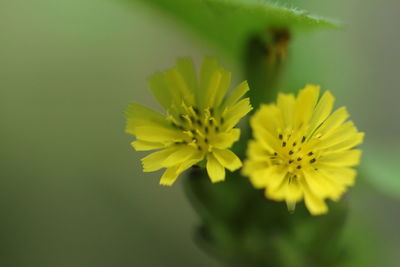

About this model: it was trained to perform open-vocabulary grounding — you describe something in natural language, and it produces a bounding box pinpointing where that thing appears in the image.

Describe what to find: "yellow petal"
[268,176,304,202]
[162,145,197,167]
[141,147,177,172]
[277,93,295,128]
[134,126,182,143]
[223,98,252,130]
[177,152,204,173]
[293,84,320,129]
[302,181,328,215]
[318,149,362,167]
[252,126,281,153]
[307,90,335,136]
[222,80,250,108]
[316,107,349,136]
[324,132,364,153]
[164,68,194,106]
[316,121,357,150]
[206,153,225,183]
[160,152,204,186]
[250,166,282,190]
[131,140,164,151]
[264,166,287,192]
[175,57,197,94]
[212,128,240,149]
[205,69,222,107]
[319,167,357,187]
[125,103,170,135]
[252,104,284,136]
[214,68,231,107]
[199,57,219,107]
[212,148,242,171]
[147,72,172,109]
[242,160,268,178]
[304,190,328,215]
[246,140,271,161]
[303,169,344,199]
[160,165,180,186]
[286,178,303,202]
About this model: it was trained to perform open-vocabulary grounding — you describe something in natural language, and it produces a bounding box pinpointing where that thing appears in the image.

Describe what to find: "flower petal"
[293,84,320,129]
[277,93,295,128]
[307,90,335,136]
[162,145,197,167]
[148,72,172,109]
[206,153,226,183]
[141,147,177,172]
[160,165,180,186]
[125,103,170,135]
[131,140,164,151]
[212,128,240,149]
[212,148,242,171]
[222,80,249,108]
[303,185,328,215]
[223,98,252,130]
[318,149,362,167]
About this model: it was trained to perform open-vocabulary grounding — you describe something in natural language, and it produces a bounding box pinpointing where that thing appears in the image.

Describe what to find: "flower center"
[270,132,318,175]
[169,105,222,152]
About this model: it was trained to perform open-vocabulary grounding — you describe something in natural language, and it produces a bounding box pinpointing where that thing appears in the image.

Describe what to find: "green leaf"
[362,144,400,199]
[130,0,339,60]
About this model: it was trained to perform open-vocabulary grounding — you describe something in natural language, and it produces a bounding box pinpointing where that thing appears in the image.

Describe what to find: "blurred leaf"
[362,144,400,199]
[130,0,338,60]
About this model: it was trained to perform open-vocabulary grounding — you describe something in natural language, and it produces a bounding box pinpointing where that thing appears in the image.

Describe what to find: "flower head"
[126,57,252,185]
[242,85,364,215]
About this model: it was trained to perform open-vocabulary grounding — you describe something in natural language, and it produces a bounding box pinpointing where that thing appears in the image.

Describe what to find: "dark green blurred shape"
[185,170,348,267]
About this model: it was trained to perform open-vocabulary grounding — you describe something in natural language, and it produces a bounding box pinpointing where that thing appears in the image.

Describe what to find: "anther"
[297,165,302,169]
[297,157,302,161]
[220,117,225,124]
[308,152,314,156]
[289,150,294,155]
[273,152,278,156]
[204,138,208,143]
[282,142,287,147]
[215,126,220,132]
[310,158,316,164]
[302,136,306,143]
[209,119,213,125]
[193,106,199,115]
[196,119,202,126]
[210,108,214,116]
[279,134,283,140]
[292,142,297,147]
[205,126,209,134]
[289,160,294,164]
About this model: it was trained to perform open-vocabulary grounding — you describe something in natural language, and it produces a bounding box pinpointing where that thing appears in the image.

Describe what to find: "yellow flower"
[126,57,252,186]
[242,85,364,215]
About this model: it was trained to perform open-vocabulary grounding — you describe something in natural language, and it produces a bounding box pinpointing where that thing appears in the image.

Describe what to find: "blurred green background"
[0,0,399,266]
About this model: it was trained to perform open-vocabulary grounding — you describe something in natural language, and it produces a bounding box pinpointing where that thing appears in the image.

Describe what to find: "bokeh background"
[1,0,399,266]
